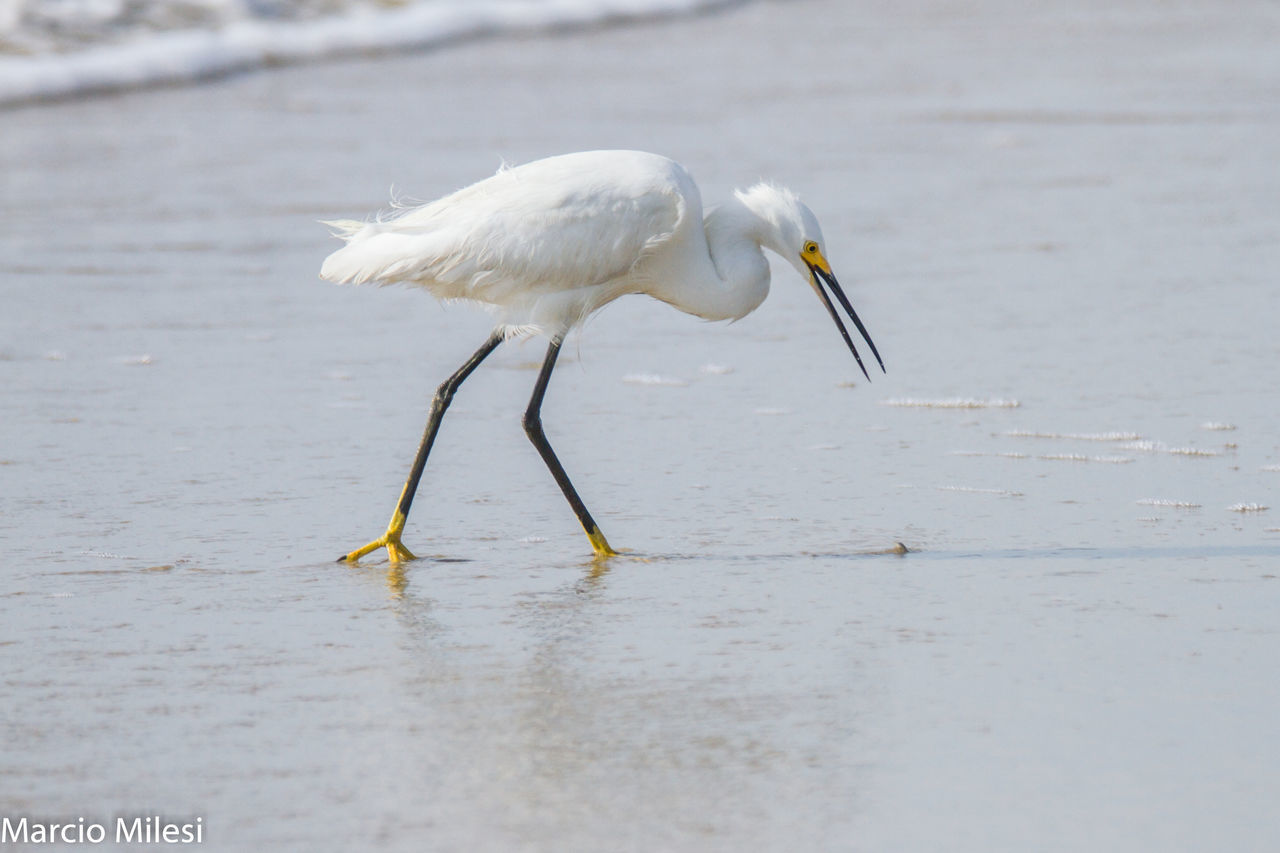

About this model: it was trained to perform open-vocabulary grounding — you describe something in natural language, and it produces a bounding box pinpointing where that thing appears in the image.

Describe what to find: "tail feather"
[319,218,396,284]
[320,223,455,287]
[320,218,372,242]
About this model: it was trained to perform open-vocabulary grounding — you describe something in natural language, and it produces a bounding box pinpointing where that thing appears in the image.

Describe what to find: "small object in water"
[881,397,1017,409]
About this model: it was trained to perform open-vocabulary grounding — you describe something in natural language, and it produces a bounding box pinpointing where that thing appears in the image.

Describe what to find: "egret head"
[737,184,885,381]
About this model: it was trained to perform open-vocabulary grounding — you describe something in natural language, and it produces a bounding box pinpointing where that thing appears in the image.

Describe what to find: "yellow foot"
[339,533,418,564]
[586,525,618,558]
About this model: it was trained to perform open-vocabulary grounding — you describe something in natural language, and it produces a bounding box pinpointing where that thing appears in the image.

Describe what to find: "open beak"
[804,253,885,381]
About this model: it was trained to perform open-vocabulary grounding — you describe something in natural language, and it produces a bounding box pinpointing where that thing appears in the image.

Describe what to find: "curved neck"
[689,196,772,321]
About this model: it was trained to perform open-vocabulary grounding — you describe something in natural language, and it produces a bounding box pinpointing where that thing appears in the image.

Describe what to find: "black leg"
[523,338,617,557]
[396,331,505,522]
[340,331,504,563]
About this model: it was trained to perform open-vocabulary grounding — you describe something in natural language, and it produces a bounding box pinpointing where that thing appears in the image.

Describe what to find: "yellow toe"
[341,530,417,564]
[341,537,387,563]
[586,525,618,558]
[386,539,417,562]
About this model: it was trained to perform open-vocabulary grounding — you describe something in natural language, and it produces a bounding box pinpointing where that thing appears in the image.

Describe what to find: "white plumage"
[320,149,875,341]
[322,151,688,334]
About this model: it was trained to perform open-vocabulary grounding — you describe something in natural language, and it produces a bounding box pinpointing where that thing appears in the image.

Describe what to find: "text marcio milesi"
[2,816,203,845]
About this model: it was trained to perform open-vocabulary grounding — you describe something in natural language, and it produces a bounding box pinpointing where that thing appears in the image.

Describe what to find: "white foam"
[1200,422,1237,431]
[1037,453,1134,464]
[1136,499,1202,508]
[1227,503,1269,513]
[0,0,742,106]
[1003,429,1141,441]
[622,373,688,387]
[880,397,1020,409]
[949,450,1030,459]
[1120,440,1219,457]
[699,363,734,375]
[935,485,1024,497]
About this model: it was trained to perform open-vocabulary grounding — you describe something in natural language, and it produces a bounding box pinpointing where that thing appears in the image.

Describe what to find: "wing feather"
[320,152,686,312]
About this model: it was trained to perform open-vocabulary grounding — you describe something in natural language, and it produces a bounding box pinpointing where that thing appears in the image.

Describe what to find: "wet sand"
[3,0,1279,849]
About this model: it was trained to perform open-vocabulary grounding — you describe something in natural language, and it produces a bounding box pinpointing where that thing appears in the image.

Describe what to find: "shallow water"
[3,0,1280,849]
[0,0,743,106]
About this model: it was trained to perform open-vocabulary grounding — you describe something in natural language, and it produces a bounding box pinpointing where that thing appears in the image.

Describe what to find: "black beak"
[807,264,885,381]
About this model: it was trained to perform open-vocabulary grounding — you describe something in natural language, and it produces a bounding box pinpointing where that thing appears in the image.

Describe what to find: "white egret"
[321,149,883,562]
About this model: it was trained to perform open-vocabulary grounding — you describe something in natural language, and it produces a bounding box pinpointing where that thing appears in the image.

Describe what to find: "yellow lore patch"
[802,242,832,275]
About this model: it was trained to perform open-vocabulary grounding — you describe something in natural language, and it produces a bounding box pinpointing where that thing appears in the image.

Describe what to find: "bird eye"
[805,242,819,254]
